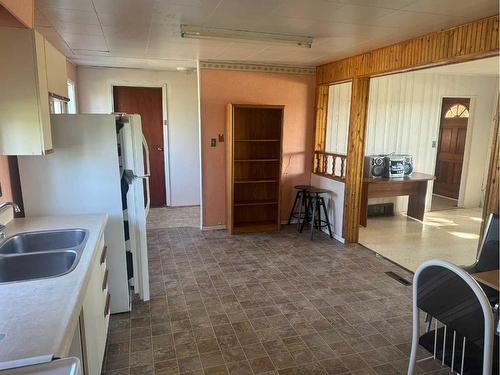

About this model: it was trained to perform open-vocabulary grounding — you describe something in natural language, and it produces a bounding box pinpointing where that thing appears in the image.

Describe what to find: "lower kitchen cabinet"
[80,237,110,375]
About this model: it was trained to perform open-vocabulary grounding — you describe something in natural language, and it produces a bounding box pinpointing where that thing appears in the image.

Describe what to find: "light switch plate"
[210,138,216,147]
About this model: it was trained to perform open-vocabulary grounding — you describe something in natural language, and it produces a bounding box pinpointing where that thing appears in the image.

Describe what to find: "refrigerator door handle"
[142,134,151,217]
[142,135,151,177]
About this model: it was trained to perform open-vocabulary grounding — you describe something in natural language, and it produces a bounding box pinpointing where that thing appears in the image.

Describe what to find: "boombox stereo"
[364,154,414,178]
[364,155,386,178]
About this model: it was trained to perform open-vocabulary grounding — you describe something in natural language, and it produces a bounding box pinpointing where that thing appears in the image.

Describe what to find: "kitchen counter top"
[0,214,107,363]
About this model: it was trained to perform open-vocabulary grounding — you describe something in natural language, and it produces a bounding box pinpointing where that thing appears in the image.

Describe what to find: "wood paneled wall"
[317,15,499,85]
[482,106,499,220]
[314,85,328,151]
[343,78,370,243]
[313,15,499,243]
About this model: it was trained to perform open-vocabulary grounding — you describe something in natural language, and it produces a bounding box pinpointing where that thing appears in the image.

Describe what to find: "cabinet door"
[44,39,68,99]
[81,239,109,375]
[34,31,52,152]
[0,27,51,155]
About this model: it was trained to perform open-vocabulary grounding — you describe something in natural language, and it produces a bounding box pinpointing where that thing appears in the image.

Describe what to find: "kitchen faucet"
[0,202,21,239]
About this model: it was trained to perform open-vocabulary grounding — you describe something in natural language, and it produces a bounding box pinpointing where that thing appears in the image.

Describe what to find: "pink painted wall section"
[0,5,24,27]
[0,0,33,28]
[200,69,316,227]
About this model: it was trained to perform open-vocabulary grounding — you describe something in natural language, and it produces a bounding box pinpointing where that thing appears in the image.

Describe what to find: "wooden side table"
[360,172,435,227]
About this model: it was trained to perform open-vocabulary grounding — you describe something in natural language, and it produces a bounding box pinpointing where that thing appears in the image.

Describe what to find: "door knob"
[157,147,163,151]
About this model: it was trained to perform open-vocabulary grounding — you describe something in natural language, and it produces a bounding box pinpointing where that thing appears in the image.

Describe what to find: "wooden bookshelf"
[226,104,284,234]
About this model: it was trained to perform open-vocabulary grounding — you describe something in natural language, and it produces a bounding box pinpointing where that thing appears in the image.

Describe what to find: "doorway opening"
[357,56,499,271]
[112,84,201,230]
[431,98,470,211]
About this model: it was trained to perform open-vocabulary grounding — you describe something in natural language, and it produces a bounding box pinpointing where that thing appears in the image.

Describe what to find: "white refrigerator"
[18,114,150,313]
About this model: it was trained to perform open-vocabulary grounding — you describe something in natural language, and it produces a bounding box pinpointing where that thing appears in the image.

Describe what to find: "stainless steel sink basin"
[0,229,88,283]
[0,251,77,283]
[0,229,87,254]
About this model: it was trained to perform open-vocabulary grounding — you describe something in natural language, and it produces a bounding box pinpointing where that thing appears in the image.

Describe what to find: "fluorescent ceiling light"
[180,25,312,48]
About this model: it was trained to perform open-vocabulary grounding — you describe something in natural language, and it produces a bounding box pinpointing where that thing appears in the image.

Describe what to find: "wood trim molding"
[314,85,329,151]
[200,60,316,75]
[317,15,499,85]
[313,15,499,243]
[342,77,370,243]
[481,101,499,240]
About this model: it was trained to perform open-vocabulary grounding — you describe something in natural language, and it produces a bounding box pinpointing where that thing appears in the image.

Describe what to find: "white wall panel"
[77,67,200,207]
[325,82,351,154]
[365,71,498,212]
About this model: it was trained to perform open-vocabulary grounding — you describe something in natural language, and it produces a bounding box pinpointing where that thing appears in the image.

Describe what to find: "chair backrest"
[416,264,485,346]
[410,260,494,375]
[476,213,499,272]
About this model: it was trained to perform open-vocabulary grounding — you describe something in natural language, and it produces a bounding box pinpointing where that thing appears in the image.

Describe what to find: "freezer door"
[124,114,150,301]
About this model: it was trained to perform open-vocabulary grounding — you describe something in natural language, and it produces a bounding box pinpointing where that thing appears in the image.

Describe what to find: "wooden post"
[480,104,499,241]
[314,85,329,151]
[343,77,370,243]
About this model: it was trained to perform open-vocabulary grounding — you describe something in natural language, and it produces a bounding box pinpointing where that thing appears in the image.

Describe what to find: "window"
[444,103,469,118]
[49,97,68,114]
[67,80,77,114]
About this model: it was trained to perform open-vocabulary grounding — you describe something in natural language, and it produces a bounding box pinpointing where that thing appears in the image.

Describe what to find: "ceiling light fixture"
[180,24,312,48]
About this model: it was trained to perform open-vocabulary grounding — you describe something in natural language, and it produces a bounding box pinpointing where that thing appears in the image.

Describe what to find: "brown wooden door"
[433,98,470,199]
[113,86,166,207]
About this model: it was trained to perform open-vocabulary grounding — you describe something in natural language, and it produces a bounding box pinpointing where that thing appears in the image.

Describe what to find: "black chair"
[299,187,333,240]
[287,185,312,231]
[425,213,499,333]
[464,213,499,274]
[408,260,497,375]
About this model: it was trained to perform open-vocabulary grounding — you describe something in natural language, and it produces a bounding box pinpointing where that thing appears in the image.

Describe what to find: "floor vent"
[368,203,394,217]
[385,271,412,286]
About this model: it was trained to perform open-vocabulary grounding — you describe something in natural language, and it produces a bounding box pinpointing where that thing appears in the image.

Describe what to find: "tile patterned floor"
[147,207,200,230]
[103,226,448,375]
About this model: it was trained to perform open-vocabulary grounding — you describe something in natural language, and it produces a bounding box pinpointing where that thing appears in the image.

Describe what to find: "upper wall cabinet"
[44,39,68,99]
[0,27,67,155]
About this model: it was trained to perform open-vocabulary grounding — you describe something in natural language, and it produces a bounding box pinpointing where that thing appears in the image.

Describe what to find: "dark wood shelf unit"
[226,104,284,234]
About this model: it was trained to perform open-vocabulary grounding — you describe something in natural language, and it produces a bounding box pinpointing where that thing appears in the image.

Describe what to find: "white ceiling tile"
[270,0,344,23]
[64,34,108,51]
[331,0,416,10]
[36,0,94,11]
[92,0,154,14]
[34,0,499,70]
[54,22,104,37]
[402,0,498,18]
[41,7,100,25]
[367,10,469,32]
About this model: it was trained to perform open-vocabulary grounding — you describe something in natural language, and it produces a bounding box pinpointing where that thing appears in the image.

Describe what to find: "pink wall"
[200,69,316,227]
[0,0,33,28]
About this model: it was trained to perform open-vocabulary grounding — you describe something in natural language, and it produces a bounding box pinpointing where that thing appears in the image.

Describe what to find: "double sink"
[0,229,88,283]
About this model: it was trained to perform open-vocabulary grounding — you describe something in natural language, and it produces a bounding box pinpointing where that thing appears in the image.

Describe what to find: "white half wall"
[310,174,345,242]
[77,67,200,207]
[365,72,498,211]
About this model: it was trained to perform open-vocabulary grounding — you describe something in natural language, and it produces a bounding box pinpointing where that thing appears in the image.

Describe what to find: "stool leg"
[300,196,311,233]
[320,197,333,238]
[287,191,301,225]
[310,197,317,240]
[296,191,304,231]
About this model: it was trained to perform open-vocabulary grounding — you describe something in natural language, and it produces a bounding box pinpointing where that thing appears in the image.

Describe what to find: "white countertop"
[0,214,107,363]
